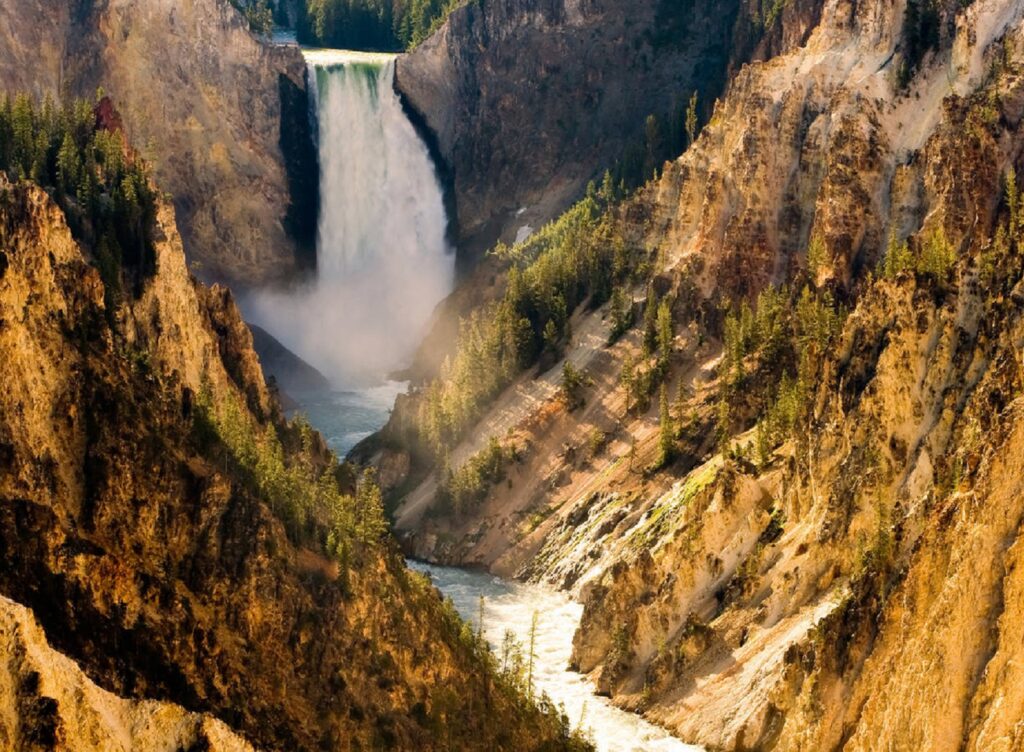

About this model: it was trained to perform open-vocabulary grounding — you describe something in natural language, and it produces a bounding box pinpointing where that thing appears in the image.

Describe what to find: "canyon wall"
[386,0,1024,748]
[0,160,584,750]
[395,0,745,261]
[0,0,316,284]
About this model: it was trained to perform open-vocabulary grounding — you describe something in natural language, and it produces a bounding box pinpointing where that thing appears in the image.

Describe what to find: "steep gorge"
[0,111,585,749]
[378,0,1024,749]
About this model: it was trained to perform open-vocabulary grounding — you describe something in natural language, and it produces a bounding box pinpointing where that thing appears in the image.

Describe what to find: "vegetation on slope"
[408,185,645,458]
[0,93,157,308]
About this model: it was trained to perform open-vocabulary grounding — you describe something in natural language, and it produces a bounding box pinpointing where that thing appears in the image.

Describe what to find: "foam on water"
[410,562,704,752]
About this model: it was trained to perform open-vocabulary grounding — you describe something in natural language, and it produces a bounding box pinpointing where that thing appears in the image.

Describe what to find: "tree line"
[413,182,648,458]
[298,0,467,51]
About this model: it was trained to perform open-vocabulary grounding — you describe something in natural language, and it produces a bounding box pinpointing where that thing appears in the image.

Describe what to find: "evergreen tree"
[56,132,80,197]
[685,91,699,147]
[657,383,674,468]
[355,468,388,542]
[642,285,659,356]
[621,355,636,415]
[608,287,633,344]
[656,299,673,371]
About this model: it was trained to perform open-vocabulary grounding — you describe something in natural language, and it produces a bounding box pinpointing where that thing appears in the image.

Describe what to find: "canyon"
[0,114,584,749]
[3,0,1024,749]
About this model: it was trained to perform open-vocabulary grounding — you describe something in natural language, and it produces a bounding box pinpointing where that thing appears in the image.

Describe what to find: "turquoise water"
[296,381,405,456]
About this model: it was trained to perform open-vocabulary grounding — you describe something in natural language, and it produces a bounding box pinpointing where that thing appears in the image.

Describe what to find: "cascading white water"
[247,49,454,387]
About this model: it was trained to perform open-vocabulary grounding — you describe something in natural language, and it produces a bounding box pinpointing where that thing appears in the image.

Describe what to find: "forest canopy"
[0,93,157,307]
[298,0,467,51]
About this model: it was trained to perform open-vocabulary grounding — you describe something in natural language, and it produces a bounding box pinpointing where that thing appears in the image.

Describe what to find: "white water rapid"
[247,49,454,388]
[253,46,700,752]
[410,563,703,752]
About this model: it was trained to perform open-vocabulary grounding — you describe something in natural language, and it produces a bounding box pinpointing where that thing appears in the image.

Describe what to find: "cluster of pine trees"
[194,388,390,590]
[298,0,465,51]
[434,436,512,517]
[716,283,845,463]
[0,93,157,308]
[415,184,645,457]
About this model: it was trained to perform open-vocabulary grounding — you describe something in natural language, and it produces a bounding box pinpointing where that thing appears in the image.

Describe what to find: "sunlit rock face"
[0,173,579,752]
[382,1,1024,749]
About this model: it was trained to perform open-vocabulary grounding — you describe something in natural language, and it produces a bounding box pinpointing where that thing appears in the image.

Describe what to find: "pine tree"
[608,287,633,344]
[656,299,673,371]
[600,169,616,205]
[806,234,827,280]
[355,468,388,543]
[543,319,560,353]
[642,285,658,356]
[685,91,699,147]
[621,354,636,415]
[56,132,80,198]
[657,383,674,468]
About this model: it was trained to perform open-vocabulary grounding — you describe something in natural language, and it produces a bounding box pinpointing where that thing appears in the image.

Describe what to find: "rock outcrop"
[395,0,745,261]
[0,596,255,751]
[0,0,316,284]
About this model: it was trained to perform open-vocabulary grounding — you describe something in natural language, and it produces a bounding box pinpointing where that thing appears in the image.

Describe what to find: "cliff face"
[386,0,1024,749]
[0,0,316,284]
[0,596,254,751]
[0,171,584,751]
[395,0,744,260]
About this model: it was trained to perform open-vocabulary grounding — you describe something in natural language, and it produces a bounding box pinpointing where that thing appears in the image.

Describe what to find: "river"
[407,561,701,752]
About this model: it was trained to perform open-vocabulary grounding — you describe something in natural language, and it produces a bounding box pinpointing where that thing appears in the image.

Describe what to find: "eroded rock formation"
[0,161,583,750]
[385,0,1024,748]
[0,0,316,283]
[395,0,745,260]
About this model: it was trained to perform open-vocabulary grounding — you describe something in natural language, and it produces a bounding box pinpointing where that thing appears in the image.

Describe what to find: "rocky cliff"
[383,0,1024,749]
[395,0,745,261]
[0,138,586,750]
[0,0,316,284]
[0,596,255,751]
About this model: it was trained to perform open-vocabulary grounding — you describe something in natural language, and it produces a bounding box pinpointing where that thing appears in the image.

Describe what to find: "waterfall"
[247,49,454,387]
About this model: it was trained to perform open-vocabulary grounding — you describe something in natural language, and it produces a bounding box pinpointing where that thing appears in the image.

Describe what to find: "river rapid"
[408,562,701,752]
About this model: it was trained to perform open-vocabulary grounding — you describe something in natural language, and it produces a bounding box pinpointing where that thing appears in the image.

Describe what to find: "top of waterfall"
[302,48,397,68]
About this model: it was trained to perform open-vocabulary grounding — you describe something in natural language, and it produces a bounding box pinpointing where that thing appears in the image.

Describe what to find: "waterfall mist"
[246,50,455,388]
